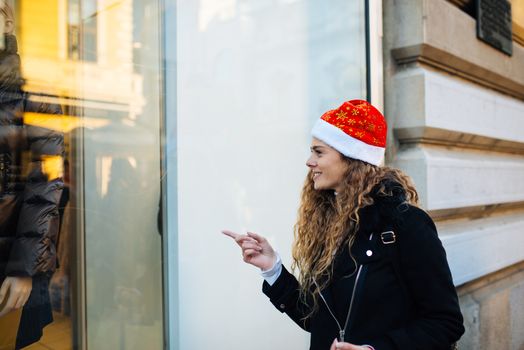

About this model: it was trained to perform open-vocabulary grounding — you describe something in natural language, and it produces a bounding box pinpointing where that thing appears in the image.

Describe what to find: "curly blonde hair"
[291,156,419,319]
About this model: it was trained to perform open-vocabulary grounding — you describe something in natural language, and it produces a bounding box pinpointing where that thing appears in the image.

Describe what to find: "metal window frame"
[366,0,384,111]
[161,0,179,349]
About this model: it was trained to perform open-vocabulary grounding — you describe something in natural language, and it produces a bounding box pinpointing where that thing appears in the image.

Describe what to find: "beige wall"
[384,0,524,348]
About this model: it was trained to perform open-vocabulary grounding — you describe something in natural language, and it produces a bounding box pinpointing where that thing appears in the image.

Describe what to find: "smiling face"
[306,138,348,193]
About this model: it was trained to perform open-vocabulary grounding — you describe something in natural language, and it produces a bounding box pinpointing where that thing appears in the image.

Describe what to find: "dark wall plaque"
[477,0,513,56]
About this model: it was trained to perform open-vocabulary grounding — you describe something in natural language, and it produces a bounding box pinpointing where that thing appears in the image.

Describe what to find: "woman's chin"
[313,183,327,191]
[314,185,337,193]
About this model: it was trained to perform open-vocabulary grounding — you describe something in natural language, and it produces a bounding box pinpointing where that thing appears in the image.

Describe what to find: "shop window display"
[0,0,164,349]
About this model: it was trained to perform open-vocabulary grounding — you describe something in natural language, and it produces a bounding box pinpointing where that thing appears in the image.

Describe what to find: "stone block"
[394,145,524,210]
[457,295,480,349]
[438,211,524,285]
[478,289,510,350]
[392,67,524,149]
[510,282,524,350]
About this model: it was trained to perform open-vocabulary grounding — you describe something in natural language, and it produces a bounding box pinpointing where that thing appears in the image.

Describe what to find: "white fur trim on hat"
[311,119,385,166]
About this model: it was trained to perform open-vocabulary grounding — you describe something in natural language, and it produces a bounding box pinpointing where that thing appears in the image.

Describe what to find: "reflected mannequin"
[0,3,64,349]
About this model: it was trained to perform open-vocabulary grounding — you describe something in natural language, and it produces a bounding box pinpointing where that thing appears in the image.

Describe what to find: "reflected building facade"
[2,0,163,349]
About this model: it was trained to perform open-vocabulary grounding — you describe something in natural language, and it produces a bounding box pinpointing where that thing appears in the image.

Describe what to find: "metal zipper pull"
[339,330,345,342]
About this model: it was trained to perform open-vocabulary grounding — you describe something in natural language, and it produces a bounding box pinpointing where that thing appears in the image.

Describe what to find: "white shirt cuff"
[260,253,282,286]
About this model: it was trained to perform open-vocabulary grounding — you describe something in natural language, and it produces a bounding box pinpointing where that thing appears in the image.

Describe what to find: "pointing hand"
[222,230,277,271]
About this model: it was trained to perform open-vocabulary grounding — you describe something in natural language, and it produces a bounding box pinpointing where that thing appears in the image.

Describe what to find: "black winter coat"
[0,34,64,347]
[263,183,464,350]
[0,34,64,282]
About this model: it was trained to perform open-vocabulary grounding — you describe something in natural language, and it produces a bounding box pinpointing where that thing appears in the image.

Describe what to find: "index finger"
[222,230,257,246]
[221,230,240,240]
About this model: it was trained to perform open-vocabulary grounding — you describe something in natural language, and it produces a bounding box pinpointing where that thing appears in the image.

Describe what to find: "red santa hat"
[311,99,387,166]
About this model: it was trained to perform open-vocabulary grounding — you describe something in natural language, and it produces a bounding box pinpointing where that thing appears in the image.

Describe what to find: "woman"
[223,100,464,350]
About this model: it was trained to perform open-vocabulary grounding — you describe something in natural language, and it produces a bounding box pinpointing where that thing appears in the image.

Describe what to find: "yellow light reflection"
[41,155,64,180]
[24,112,111,133]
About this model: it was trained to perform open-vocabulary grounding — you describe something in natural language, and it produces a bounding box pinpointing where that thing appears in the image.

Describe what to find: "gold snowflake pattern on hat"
[320,100,386,147]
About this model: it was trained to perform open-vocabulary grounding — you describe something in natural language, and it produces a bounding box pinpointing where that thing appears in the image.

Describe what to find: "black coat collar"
[356,180,408,237]
[328,181,409,278]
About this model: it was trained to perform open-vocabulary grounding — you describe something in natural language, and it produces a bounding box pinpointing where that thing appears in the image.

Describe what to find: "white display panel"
[174,1,367,348]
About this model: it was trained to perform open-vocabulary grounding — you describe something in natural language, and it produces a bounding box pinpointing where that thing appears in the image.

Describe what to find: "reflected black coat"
[263,183,465,350]
[0,34,64,282]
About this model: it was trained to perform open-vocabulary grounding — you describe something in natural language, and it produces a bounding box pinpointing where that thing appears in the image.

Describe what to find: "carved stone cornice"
[395,126,524,155]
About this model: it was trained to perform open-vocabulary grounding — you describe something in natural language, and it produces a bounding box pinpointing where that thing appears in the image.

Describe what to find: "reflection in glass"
[0,1,64,349]
[82,1,164,348]
[0,0,165,349]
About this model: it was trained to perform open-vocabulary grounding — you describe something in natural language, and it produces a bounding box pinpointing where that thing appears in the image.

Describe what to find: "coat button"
[279,304,285,309]
[366,250,373,257]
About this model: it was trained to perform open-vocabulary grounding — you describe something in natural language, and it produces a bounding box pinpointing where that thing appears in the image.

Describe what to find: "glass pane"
[83,0,163,347]
[175,0,367,348]
[1,0,164,349]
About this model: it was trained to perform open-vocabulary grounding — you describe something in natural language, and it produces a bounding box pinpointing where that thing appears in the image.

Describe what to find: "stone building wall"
[383,0,524,348]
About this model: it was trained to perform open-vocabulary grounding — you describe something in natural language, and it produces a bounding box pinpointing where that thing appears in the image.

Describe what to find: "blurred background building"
[2,0,523,349]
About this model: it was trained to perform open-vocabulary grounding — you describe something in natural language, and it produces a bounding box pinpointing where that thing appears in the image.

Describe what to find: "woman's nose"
[306,156,316,168]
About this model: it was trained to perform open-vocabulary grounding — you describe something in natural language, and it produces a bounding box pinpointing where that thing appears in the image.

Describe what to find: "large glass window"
[1,0,164,349]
